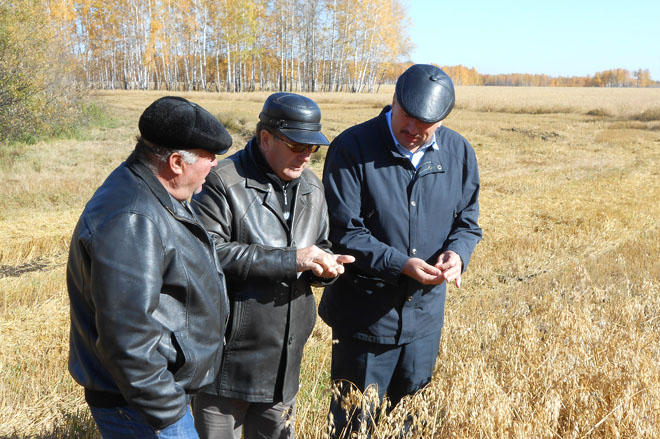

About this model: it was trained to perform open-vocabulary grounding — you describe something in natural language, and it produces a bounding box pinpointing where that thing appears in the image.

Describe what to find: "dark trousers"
[192,393,296,439]
[328,330,442,438]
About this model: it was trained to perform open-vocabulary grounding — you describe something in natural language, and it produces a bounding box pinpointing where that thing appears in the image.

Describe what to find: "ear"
[259,130,273,153]
[167,152,185,176]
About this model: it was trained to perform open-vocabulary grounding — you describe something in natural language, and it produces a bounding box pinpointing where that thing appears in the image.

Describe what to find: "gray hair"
[132,137,200,173]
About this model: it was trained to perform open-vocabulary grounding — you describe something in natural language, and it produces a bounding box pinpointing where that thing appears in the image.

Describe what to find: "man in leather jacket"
[191,92,354,439]
[321,65,483,436]
[67,96,232,439]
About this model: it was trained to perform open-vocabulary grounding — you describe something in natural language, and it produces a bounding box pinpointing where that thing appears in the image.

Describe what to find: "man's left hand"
[435,250,463,288]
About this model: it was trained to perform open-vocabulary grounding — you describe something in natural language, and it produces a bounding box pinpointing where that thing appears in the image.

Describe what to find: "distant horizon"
[401,61,658,81]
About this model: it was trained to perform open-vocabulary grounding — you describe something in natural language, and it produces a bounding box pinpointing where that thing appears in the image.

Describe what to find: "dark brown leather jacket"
[192,139,331,403]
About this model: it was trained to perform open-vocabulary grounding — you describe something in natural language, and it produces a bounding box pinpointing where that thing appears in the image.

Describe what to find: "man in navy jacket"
[320,64,482,436]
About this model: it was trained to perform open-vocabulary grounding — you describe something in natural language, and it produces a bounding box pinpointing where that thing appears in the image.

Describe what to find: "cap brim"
[279,128,330,146]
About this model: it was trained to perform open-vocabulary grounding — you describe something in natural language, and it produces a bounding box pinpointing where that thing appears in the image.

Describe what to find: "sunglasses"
[272,133,321,154]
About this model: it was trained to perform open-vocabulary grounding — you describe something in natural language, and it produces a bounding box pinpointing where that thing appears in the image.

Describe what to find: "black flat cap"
[395,64,455,123]
[259,92,329,145]
[139,96,232,155]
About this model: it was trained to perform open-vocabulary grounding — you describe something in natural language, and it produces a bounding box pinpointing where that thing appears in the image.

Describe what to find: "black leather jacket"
[67,157,229,429]
[192,139,331,403]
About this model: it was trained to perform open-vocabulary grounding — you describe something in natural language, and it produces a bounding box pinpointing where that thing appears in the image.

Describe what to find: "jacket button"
[411,200,416,207]
[407,296,413,302]
[288,336,294,345]
[411,248,417,255]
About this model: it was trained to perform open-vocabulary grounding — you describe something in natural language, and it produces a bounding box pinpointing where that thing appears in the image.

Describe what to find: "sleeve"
[322,136,409,284]
[308,190,337,287]
[89,212,186,429]
[192,170,298,281]
[443,142,483,271]
[315,205,332,253]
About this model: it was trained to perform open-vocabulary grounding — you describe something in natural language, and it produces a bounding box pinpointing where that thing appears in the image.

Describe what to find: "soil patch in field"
[502,127,562,141]
[0,259,51,278]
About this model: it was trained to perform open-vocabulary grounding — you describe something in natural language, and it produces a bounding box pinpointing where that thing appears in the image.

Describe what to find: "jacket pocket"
[351,272,389,293]
[170,331,196,382]
[225,299,245,346]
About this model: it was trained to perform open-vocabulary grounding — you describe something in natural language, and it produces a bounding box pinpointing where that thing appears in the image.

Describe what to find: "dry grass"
[455,86,660,117]
[1,86,660,438]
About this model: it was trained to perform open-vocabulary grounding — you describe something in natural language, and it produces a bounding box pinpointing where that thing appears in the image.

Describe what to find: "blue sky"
[407,0,660,80]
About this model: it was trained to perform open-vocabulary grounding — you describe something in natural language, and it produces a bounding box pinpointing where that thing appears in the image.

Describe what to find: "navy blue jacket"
[319,106,482,344]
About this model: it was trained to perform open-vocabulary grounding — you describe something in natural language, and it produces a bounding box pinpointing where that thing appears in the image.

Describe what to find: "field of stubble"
[1,86,659,438]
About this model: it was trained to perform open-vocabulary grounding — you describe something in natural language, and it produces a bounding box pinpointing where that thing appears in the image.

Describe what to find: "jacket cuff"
[389,251,411,284]
[445,245,469,273]
[282,247,298,280]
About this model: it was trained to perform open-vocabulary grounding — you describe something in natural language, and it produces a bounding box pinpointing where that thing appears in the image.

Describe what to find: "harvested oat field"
[2,86,659,438]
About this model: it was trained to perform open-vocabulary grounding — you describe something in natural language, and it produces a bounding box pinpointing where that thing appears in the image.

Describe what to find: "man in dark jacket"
[320,64,483,436]
[67,96,232,439]
[191,92,354,439]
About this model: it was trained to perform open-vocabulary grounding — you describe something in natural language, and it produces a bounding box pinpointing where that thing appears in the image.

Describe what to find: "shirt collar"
[385,109,438,156]
[385,110,438,169]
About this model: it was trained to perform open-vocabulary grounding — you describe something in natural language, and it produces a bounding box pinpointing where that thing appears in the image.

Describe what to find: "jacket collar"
[125,155,196,220]
[126,156,175,210]
[376,106,446,179]
[377,106,407,161]
[238,139,313,229]
[241,138,312,197]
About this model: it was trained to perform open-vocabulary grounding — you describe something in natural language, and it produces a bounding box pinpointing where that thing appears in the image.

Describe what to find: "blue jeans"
[89,404,199,439]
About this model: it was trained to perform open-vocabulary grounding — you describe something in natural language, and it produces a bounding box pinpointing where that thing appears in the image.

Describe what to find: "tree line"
[480,68,656,88]
[46,0,412,93]
[441,65,657,88]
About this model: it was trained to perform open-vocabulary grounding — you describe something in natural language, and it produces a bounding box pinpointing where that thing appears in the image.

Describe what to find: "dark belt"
[85,388,128,408]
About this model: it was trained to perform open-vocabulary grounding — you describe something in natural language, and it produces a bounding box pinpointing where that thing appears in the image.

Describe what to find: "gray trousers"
[192,393,296,439]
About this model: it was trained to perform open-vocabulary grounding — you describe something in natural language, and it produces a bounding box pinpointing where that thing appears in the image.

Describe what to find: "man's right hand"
[297,245,355,278]
[401,257,446,285]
